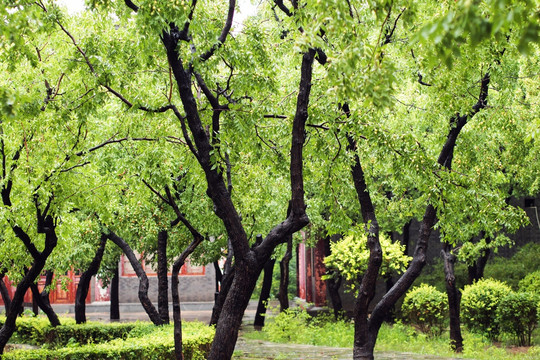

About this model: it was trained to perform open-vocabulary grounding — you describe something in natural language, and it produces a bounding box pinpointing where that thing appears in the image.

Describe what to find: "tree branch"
[12,226,40,259]
[142,179,170,205]
[164,186,204,241]
[200,0,236,61]
[273,0,292,17]
[124,0,139,12]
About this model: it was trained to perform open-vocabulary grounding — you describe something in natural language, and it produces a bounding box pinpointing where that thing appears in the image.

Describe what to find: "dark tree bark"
[110,262,120,320]
[442,243,464,352]
[106,231,163,326]
[76,234,107,324]
[348,71,490,360]
[157,230,170,324]
[0,274,11,315]
[401,221,411,257]
[171,232,204,360]
[254,256,276,328]
[277,234,293,312]
[210,265,235,326]
[277,202,293,312]
[210,239,234,325]
[30,270,60,326]
[0,215,58,354]
[213,260,222,298]
[324,235,343,318]
[467,235,491,284]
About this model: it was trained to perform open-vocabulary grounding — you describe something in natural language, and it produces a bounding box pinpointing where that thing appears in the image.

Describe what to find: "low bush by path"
[1,316,213,360]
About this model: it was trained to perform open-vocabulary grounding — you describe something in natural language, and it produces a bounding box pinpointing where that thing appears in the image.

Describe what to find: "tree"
[1,1,312,358]
[3,1,538,359]
[271,1,538,358]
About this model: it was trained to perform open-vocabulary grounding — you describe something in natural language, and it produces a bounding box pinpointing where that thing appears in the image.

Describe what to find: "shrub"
[0,316,138,347]
[496,292,539,346]
[44,322,142,347]
[253,307,354,347]
[324,228,411,295]
[484,243,540,290]
[3,322,214,360]
[401,284,448,336]
[461,278,512,339]
[263,307,311,343]
[518,270,540,296]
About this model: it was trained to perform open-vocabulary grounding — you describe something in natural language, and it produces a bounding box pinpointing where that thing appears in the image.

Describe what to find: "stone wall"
[118,264,216,303]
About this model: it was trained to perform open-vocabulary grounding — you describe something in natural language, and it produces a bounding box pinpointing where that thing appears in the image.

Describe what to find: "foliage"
[249,307,354,348]
[519,270,540,296]
[401,284,448,336]
[5,316,75,346]
[323,228,411,294]
[1,0,540,357]
[497,292,539,346]
[0,316,147,346]
[411,257,469,293]
[461,278,512,339]
[413,243,540,296]
[485,243,540,290]
[3,320,213,360]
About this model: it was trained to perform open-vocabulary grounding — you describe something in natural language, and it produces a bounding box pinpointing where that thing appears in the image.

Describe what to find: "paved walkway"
[233,338,464,360]
[48,301,257,323]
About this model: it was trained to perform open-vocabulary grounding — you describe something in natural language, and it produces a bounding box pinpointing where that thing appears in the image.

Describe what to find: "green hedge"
[1,318,214,360]
[461,278,512,340]
[401,284,448,336]
[0,317,141,347]
[496,292,539,346]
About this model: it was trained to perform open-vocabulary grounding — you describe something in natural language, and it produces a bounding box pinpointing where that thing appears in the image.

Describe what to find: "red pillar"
[298,237,327,307]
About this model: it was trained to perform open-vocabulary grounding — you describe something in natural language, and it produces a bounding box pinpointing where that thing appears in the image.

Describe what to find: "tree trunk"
[0,227,57,354]
[349,140,383,360]
[467,235,491,284]
[254,257,276,328]
[172,234,204,360]
[107,231,162,325]
[208,261,262,360]
[157,230,170,324]
[30,270,60,326]
[324,235,343,318]
[401,221,411,257]
[277,236,292,312]
[172,259,183,360]
[160,26,313,358]
[76,234,107,324]
[110,262,120,320]
[0,261,47,353]
[0,274,11,315]
[213,260,222,299]
[277,202,293,312]
[442,243,464,352]
[210,240,234,326]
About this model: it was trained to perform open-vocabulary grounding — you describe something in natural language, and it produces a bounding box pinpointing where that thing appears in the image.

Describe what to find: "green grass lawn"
[243,309,540,360]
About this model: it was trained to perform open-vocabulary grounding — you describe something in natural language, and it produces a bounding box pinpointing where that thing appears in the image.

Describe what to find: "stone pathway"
[233,338,465,360]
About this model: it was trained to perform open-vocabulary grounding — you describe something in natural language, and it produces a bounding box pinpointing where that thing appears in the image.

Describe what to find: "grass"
[243,308,540,360]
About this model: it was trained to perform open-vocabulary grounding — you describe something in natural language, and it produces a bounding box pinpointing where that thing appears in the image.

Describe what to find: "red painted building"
[297,236,327,307]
